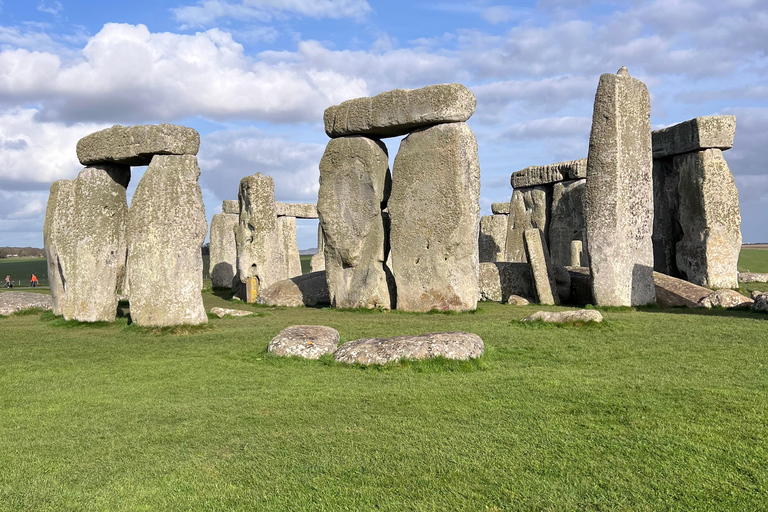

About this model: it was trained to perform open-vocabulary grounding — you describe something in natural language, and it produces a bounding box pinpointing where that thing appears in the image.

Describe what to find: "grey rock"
[585,68,655,306]
[698,289,753,309]
[739,272,768,283]
[334,332,484,365]
[504,186,550,263]
[752,292,768,313]
[268,325,339,359]
[675,149,741,289]
[478,262,534,302]
[77,124,199,166]
[43,179,76,316]
[553,264,572,304]
[571,240,584,267]
[126,155,207,327]
[0,292,53,316]
[653,271,711,308]
[390,122,480,311]
[751,290,763,300]
[222,200,239,215]
[210,307,253,318]
[652,116,736,159]
[479,215,508,262]
[277,216,302,278]
[506,295,529,305]
[491,202,510,215]
[522,309,603,323]
[257,271,330,307]
[275,202,318,219]
[524,229,558,305]
[209,208,239,289]
[511,158,587,188]
[318,136,392,309]
[549,178,588,267]
[309,253,325,273]
[324,83,476,138]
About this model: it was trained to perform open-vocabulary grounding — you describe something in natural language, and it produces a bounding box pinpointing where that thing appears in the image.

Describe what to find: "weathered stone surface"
[268,325,340,359]
[511,159,587,188]
[752,292,768,313]
[277,216,302,278]
[553,264,571,304]
[210,307,253,318]
[324,84,476,138]
[479,215,508,262]
[390,122,480,311]
[524,229,558,305]
[549,178,588,268]
[209,207,239,289]
[44,164,130,322]
[491,202,510,215]
[77,124,200,166]
[699,289,753,309]
[126,155,207,327]
[504,186,550,263]
[234,173,287,294]
[571,241,584,267]
[309,253,325,273]
[335,332,484,365]
[222,200,239,215]
[675,149,741,289]
[652,116,736,159]
[653,271,711,308]
[257,271,330,307]
[506,295,529,305]
[522,309,603,323]
[585,67,655,306]
[651,157,682,277]
[478,262,534,302]
[275,202,318,219]
[318,136,391,309]
[739,272,768,283]
[0,292,53,316]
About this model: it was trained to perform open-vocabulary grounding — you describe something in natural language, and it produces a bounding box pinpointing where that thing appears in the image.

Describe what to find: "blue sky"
[0,0,766,250]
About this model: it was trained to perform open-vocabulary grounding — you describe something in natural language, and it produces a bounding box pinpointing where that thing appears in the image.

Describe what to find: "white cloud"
[172,0,372,27]
[37,1,63,15]
[482,6,515,24]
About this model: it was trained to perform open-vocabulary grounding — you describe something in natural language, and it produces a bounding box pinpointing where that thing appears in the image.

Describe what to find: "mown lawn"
[1,288,767,511]
[738,247,768,273]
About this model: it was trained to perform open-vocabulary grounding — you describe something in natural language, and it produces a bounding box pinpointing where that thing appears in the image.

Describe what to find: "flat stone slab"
[507,295,529,305]
[334,332,484,365]
[511,159,586,188]
[268,325,340,359]
[522,309,603,323]
[0,292,52,316]
[652,116,735,159]
[653,272,711,308]
[77,124,200,166]
[698,289,753,309]
[739,272,768,283]
[210,307,253,318]
[324,83,476,138]
[491,202,510,215]
[275,202,318,219]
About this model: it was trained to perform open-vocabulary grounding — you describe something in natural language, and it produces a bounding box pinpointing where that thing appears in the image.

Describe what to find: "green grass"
[301,254,312,274]
[738,247,768,273]
[1,291,767,511]
[0,257,48,287]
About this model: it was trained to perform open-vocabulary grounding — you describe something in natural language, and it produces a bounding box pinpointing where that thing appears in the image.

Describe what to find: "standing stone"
[675,149,741,288]
[222,199,238,214]
[277,216,302,277]
[234,173,287,299]
[585,67,655,306]
[126,155,207,326]
[318,136,391,309]
[310,225,326,273]
[524,229,558,305]
[43,179,75,316]
[491,202,510,215]
[479,215,508,262]
[390,122,480,312]
[209,202,239,289]
[549,178,588,267]
[570,240,584,267]
[504,186,550,263]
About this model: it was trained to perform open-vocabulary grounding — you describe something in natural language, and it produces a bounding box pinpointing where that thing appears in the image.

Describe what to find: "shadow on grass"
[512,318,609,329]
[39,311,124,329]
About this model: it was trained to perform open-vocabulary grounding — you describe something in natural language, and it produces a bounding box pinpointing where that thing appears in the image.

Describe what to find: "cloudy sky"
[0,0,766,249]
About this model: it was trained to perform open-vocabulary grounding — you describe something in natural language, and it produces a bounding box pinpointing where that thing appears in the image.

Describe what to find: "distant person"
[5,275,10,288]
[30,273,38,288]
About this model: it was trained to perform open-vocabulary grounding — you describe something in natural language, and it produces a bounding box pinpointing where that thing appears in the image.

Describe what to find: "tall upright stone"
[389,122,480,311]
[43,180,76,316]
[310,225,326,273]
[209,201,239,289]
[524,229,558,305]
[504,186,550,263]
[318,136,392,309]
[277,216,302,278]
[479,215,508,262]
[549,179,588,267]
[126,155,207,326]
[585,67,655,306]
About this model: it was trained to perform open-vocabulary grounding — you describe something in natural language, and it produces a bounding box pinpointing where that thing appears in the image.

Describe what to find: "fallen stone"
[739,272,768,283]
[511,158,587,188]
[506,295,529,306]
[209,206,239,289]
[479,215,508,262]
[752,293,768,313]
[77,124,200,166]
[585,67,655,306]
[126,155,207,327]
[324,83,476,138]
[334,332,484,365]
[268,325,340,359]
[390,122,480,311]
[275,202,318,219]
[522,309,603,323]
[652,115,736,159]
[222,200,239,215]
[491,202,510,215]
[698,289,753,309]
[257,271,330,307]
[549,178,587,267]
[524,229,558,305]
[0,292,53,316]
[209,307,253,318]
[277,216,302,278]
[478,262,534,302]
[504,186,550,263]
[653,272,711,308]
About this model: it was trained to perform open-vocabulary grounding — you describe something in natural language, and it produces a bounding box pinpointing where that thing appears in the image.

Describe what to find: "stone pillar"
[389,122,480,312]
[43,180,76,316]
[310,224,326,273]
[479,215,508,262]
[570,240,584,267]
[524,229,558,305]
[209,200,239,289]
[277,216,302,278]
[504,186,550,263]
[585,67,655,306]
[549,179,588,267]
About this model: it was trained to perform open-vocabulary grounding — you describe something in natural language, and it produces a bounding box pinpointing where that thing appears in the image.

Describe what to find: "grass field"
[738,247,768,273]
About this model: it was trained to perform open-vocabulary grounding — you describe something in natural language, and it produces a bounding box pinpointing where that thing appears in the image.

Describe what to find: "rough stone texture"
[752,292,768,313]
[318,136,392,309]
[549,178,588,268]
[506,295,529,305]
[478,262,534,302]
[126,155,207,327]
[675,149,741,289]
[524,229,558,305]
[699,289,753,309]
[653,271,711,308]
[571,241,584,267]
[491,202,510,215]
[275,202,318,219]
[335,332,484,365]
[567,266,594,306]
[390,122,480,312]
[479,215,508,262]
[222,200,239,214]
[44,164,130,322]
[511,159,587,188]
[504,186,550,263]
[277,216,302,278]
[739,272,768,283]
[585,68,655,306]
[0,292,53,316]
[651,157,682,277]
[234,173,287,294]
[553,264,572,304]
[210,307,253,318]
[257,271,330,307]
[522,309,603,323]
[77,124,199,166]
[268,325,340,359]
[209,208,239,289]
[324,84,476,138]
[652,116,736,159]
[309,253,325,273]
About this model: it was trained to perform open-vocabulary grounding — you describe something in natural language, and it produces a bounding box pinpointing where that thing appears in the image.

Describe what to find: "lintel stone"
[511,159,587,188]
[652,115,735,159]
[275,202,318,219]
[77,124,200,166]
